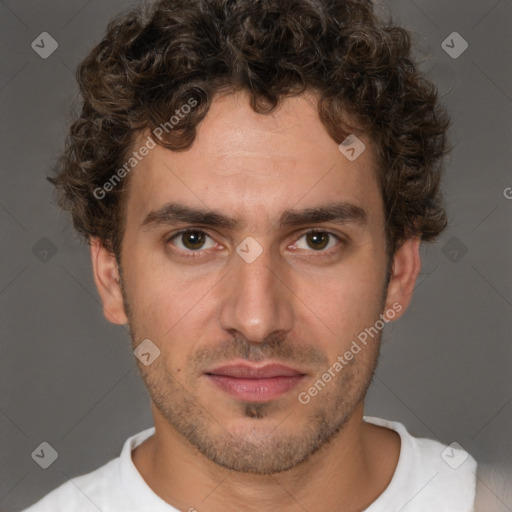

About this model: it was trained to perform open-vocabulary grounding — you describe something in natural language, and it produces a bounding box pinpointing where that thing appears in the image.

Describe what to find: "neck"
[132,402,400,512]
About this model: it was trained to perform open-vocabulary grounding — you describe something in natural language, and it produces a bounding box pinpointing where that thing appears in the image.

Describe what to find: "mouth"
[204,362,307,403]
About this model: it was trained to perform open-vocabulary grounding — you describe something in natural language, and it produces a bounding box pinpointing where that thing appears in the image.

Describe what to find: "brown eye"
[293,231,341,252]
[169,230,216,251]
[305,231,329,250]
[181,231,206,250]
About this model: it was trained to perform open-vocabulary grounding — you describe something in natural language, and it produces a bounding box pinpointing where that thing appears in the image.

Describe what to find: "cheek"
[125,257,218,341]
[293,256,386,340]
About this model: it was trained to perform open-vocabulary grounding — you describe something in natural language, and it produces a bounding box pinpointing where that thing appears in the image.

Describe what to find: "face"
[92,90,417,475]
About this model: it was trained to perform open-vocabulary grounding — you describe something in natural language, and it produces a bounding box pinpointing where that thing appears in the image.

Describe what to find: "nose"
[218,242,294,344]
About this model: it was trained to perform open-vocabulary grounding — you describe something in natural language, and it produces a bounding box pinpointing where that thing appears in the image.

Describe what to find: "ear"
[384,236,421,321]
[90,237,128,325]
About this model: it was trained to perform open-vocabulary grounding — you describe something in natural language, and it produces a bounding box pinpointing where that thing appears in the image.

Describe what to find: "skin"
[90,90,421,512]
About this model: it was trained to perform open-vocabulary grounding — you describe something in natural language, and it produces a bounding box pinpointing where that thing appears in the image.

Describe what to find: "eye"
[293,230,341,252]
[168,229,217,252]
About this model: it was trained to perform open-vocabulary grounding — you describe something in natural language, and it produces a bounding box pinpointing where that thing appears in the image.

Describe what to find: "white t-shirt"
[21,416,477,512]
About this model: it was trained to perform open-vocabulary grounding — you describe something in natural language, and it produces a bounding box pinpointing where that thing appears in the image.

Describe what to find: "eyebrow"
[139,201,367,231]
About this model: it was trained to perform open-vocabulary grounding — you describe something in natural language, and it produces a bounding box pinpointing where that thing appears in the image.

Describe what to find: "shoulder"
[21,458,120,511]
[414,435,477,498]
[364,416,477,511]
[21,427,156,512]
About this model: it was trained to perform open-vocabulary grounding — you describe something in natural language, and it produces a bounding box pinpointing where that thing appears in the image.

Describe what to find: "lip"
[205,362,306,402]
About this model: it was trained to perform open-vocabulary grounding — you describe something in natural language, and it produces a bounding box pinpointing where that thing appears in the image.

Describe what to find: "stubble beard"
[131,329,381,475]
[118,265,383,475]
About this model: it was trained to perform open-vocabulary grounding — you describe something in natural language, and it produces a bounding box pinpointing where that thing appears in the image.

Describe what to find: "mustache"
[189,333,329,369]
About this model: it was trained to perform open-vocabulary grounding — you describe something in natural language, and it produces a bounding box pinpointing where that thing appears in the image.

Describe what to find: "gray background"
[0,0,510,510]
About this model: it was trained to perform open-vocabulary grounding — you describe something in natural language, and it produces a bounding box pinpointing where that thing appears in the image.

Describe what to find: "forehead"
[124,91,382,226]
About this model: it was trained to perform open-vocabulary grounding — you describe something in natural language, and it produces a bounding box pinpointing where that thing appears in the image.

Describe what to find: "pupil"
[307,232,328,250]
[184,231,205,250]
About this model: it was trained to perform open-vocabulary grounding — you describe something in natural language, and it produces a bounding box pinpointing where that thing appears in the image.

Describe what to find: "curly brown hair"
[49,0,450,263]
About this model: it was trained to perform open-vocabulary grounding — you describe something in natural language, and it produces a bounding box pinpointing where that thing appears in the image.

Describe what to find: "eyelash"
[166,229,218,259]
[166,228,346,259]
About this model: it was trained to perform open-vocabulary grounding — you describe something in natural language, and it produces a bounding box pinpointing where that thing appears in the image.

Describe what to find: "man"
[22,0,477,510]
